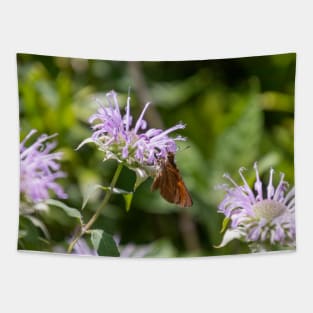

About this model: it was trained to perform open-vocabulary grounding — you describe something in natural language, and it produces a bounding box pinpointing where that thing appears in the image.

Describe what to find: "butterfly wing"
[175,179,193,207]
[152,156,193,208]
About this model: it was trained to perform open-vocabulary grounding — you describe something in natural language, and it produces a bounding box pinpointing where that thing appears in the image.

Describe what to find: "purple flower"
[114,235,152,258]
[216,163,295,250]
[20,129,67,203]
[78,91,186,181]
[73,238,98,256]
[54,238,98,256]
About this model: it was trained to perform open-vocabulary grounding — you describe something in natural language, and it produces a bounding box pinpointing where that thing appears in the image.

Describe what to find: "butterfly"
[151,152,193,207]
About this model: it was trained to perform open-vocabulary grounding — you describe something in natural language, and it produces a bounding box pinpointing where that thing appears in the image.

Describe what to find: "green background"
[17,53,295,257]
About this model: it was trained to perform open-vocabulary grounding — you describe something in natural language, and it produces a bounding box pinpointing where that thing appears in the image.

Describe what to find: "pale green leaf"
[215,229,245,248]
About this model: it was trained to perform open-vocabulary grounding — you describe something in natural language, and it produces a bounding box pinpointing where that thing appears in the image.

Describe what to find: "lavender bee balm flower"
[217,163,295,251]
[78,91,186,183]
[20,130,67,203]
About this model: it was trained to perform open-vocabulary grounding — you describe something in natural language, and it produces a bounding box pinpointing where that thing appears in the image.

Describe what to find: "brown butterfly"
[151,152,193,207]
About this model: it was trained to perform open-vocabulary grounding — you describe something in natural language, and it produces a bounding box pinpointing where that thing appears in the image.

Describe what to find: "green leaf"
[132,167,149,190]
[109,187,134,211]
[122,193,133,212]
[82,184,133,212]
[261,91,294,113]
[45,199,82,220]
[220,217,230,234]
[90,229,120,257]
[18,215,50,251]
[24,215,51,239]
[81,184,103,210]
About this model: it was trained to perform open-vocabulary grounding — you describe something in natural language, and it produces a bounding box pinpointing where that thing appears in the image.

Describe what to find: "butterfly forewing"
[151,153,193,207]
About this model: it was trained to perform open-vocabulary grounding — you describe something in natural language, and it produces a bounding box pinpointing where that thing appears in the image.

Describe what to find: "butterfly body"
[151,153,193,207]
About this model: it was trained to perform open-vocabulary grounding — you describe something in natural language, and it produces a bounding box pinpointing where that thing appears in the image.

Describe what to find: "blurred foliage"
[17,53,295,257]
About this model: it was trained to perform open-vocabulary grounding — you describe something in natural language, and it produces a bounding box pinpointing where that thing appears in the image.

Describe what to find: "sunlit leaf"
[122,193,133,212]
[261,91,294,113]
[90,229,120,257]
[220,217,230,234]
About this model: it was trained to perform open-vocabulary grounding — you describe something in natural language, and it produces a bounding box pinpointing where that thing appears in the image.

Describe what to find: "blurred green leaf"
[45,199,82,220]
[24,215,51,240]
[145,239,178,258]
[261,91,294,113]
[209,93,263,200]
[18,215,50,251]
[150,69,211,108]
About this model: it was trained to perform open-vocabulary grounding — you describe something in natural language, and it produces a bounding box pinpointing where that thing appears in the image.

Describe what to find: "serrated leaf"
[45,199,82,220]
[90,229,120,257]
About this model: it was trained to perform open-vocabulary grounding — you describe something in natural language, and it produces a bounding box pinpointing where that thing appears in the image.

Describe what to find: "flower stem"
[67,163,123,253]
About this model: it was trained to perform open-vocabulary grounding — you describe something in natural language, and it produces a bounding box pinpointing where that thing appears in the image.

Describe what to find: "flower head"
[216,163,295,250]
[78,91,186,182]
[20,129,67,203]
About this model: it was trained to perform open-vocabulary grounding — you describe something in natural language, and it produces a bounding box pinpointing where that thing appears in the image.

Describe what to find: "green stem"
[67,163,123,253]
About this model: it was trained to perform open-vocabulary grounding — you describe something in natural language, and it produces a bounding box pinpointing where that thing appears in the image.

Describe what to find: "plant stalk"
[67,163,123,253]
